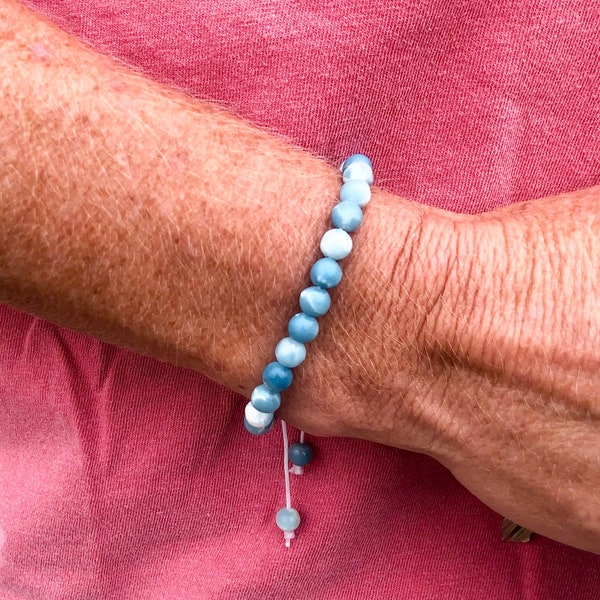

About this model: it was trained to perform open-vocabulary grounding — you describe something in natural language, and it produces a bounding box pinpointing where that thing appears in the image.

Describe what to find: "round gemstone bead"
[275,337,306,368]
[340,153,373,172]
[250,384,281,413]
[331,200,364,232]
[310,257,342,289]
[289,442,314,467]
[288,312,319,343]
[339,179,371,207]
[244,417,274,436]
[342,161,373,185]
[244,402,274,429]
[320,228,353,260]
[299,286,331,317]
[262,361,293,392]
[276,507,301,532]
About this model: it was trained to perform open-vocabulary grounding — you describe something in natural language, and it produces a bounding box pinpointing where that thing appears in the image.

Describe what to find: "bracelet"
[243,153,373,545]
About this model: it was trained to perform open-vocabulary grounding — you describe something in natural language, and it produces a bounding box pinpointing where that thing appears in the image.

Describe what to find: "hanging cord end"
[283,530,296,548]
[276,507,301,548]
[289,464,304,476]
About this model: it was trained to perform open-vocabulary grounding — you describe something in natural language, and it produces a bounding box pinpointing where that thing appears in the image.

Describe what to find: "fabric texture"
[1,0,599,597]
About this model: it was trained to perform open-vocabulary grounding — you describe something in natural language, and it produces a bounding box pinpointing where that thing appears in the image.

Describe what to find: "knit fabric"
[1,1,599,597]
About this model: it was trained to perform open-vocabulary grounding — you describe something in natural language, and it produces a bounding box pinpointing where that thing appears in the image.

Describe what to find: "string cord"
[281,420,292,510]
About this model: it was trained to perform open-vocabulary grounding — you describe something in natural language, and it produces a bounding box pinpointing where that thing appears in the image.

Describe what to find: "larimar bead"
[275,337,306,368]
[320,228,352,260]
[262,361,293,392]
[331,200,363,232]
[310,257,342,289]
[342,161,373,185]
[244,417,274,436]
[288,313,319,343]
[244,402,274,429]
[250,384,281,413]
[276,507,301,532]
[289,442,313,467]
[340,153,373,171]
[339,179,371,207]
[299,286,331,317]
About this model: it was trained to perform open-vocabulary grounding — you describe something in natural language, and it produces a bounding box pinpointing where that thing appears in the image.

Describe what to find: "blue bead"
[275,337,306,368]
[339,180,371,207]
[340,153,373,171]
[331,200,364,232]
[299,286,331,317]
[244,417,274,436]
[276,507,301,532]
[288,313,319,343]
[310,257,342,289]
[289,442,313,466]
[262,361,293,392]
[250,384,281,413]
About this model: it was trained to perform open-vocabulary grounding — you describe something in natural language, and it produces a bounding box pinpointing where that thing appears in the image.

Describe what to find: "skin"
[1,0,599,553]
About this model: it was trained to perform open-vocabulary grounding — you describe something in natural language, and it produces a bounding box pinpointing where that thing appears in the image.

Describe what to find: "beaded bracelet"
[243,153,373,546]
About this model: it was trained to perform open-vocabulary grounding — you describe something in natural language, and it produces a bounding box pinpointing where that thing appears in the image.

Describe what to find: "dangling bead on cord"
[277,420,301,547]
[289,440,313,476]
[288,429,313,475]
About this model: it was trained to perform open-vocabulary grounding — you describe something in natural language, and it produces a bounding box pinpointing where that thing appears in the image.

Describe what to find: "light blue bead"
[262,361,293,392]
[289,442,313,467]
[276,507,301,532]
[310,257,342,289]
[343,161,374,185]
[288,313,319,343]
[299,286,331,317]
[244,417,274,436]
[340,153,373,172]
[331,200,364,232]
[275,337,306,368]
[339,179,371,207]
[250,384,281,413]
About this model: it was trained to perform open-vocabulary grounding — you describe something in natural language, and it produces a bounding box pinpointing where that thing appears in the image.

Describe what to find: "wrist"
[276,189,467,452]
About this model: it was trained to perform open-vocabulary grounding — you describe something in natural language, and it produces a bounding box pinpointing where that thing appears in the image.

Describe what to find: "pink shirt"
[2,1,599,597]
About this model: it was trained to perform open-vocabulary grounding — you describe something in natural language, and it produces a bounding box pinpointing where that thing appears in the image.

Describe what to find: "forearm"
[0,0,449,449]
[0,0,422,401]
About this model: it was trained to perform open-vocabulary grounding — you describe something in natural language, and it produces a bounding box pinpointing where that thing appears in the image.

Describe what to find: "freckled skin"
[1,0,600,552]
[28,40,51,59]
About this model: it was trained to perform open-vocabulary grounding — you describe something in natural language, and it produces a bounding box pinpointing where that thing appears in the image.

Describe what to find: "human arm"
[1,0,599,553]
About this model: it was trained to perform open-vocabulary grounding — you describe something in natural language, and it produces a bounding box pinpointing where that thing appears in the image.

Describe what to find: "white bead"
[244,402,274,428]
[320,228,353,260]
